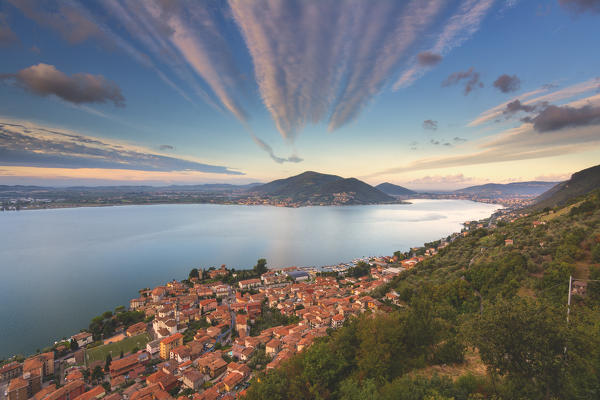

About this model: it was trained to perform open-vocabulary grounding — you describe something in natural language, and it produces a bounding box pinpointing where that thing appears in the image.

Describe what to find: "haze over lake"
[0,199,499,358]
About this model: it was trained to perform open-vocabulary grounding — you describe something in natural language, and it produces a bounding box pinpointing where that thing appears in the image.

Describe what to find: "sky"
[0,0,599,190]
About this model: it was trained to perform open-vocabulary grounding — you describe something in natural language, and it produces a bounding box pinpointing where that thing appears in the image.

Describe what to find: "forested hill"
[252,171,394,203]
[245,189,600,400]
[533,163,600,210]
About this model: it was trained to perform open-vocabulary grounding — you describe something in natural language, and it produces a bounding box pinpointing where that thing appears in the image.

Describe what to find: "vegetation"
[88,308,146,341]
[86,333,150,364]
[250,302,300,336]
[245,189,600,399]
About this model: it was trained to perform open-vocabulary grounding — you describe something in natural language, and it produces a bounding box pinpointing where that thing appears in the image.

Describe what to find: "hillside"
[533,164,600,210]
[245,186,600,399]
[453,181,559,199]
[375,182,416,196]
[252,171,394,204]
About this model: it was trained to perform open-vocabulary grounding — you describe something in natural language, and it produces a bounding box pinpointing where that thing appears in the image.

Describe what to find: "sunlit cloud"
[230,0,445,138]
[368,93,600,177]
[0,119,243,175]
[468,78,600,127]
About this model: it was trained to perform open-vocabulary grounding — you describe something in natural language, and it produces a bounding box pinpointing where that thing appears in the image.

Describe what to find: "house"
[71,332,93,348]
[72,386,105,400]
[181,370,206,391]
[265,338,281,356]
[126,322,147,337]
[109,354,142,378]
[331,313,345,328]
[146,339,161,355]
[208,265,229,279]
[505,239,514,246]
[222,372,244,392]
[0,363,23,383]
[238,279,261,290]
[146,370,179,393]
[43,380,85,400]
[160,333,183,360]
[7,371,42,400]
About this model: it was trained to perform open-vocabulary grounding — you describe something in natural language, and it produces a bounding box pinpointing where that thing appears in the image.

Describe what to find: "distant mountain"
[452,181,559,199]
[375,182,416,196]
[533,164,600,210]
[252,171,394,204]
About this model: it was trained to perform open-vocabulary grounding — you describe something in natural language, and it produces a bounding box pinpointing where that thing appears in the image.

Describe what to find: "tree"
[254,258,268,275]
[91,365,104,383]
[189,268,199,280]
[465,297,600,399]
[105,354,112,372]
[70,339,79,351]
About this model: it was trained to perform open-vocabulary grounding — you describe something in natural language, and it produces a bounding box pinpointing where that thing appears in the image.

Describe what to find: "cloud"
[468,78,600,127]
[407,173,480,185]
[525,104,600,132]
[0,14,18,47]
[0,120,242,175]
[368,93,600,177]
[559,0,600,14]
[442,67,483,95]
[230,0,445,138]
[502,99,549,116]
[7,0,103,44]
[394,0,495,89]
[159,144,175,151]
[2,63,125,107]
[422,119,438,130]
[248,133,303,164]
[493,74,521,93]
[417,51,442,66]
[453,137,468,143]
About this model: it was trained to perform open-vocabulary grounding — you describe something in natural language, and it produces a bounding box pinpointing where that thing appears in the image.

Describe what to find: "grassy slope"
[86,333,150,364]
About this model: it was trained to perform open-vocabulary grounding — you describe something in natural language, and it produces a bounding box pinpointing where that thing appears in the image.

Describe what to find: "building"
[238,279,261,290]
[43,380,85,400]
[72,386,105,400]
[181,370,206,391]
[126,322,147,337]
[71,332,93,348]
[109,354,142,378]
[146,339,161,355]
[159,333,183,360]
[0,362,23,383]
[286,270,309,282]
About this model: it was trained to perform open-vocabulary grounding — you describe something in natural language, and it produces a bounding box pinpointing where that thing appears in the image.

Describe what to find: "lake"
[0,199,500,358]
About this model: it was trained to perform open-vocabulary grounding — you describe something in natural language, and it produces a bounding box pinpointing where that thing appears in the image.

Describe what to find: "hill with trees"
[244,186,600,399]
[452,181,559,198]
[375,182,416,196]
[533,163,600,210]
[252,171,394,204]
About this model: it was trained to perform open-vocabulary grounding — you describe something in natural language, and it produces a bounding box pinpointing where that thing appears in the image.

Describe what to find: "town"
[0,203,536,400]
[0,244,452,400]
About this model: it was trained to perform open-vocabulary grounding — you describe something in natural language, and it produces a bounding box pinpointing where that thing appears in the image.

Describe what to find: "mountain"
[252,171,394,204]
[452,181,559,199]
[533,164,600,210]
[375,182,416,196]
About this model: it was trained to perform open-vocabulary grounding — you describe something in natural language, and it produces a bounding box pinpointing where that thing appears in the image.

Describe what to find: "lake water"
[0,199,499,358]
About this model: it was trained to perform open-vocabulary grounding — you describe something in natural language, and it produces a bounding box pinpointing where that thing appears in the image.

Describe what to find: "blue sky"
[0,0,599,190]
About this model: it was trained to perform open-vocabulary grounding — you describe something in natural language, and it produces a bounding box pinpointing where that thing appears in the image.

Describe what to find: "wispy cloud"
[248,132,303,164]
[1,63,125,107]
[394,0,495,89]
[442,67,483,95]
[559,0,600,14]
[368,93,600,177]
[0,120,243,175]
[423,119,438,130]
[0,13,18,47]
[230,0,445,138]
[468,78,600,127]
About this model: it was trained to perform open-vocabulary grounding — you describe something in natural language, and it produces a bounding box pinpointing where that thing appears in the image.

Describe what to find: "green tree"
[189,268,199,280]
[91,365,104,383]
[105,354,112,371]
[254,258,268,275]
